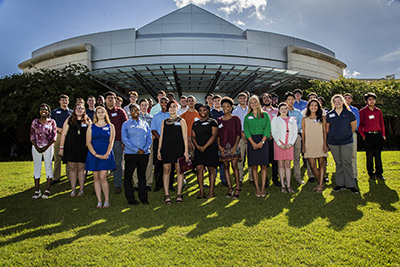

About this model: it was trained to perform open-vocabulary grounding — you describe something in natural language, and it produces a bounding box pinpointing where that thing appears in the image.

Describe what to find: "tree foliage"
[0,64,105,156]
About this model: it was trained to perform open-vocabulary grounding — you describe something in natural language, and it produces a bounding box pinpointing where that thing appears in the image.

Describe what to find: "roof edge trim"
[288,45,347,69]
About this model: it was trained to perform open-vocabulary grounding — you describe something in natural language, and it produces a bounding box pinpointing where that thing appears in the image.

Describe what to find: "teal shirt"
[244,111,271,139]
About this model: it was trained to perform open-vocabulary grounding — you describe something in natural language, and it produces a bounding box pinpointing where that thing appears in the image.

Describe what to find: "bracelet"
[60,146,64,148]
[261,141,265,144]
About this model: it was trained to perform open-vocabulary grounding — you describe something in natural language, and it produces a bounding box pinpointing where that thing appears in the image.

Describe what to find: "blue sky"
[1,0,399,79]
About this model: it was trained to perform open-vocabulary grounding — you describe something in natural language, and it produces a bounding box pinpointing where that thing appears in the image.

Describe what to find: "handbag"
[177,154,193,174]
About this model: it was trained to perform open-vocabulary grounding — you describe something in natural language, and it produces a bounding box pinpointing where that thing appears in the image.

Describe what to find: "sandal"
[176,194,183,204]
[77,190,84,197]
[103,201,111,208]
[233,189,241,199]
[70,191,76,197]
[281,187,287,193]
[255,188,261,197]
[164,195,172,204]
[313,186,319,191]
[32,190,42,200]
[205,193,215,198]
[41,190,50,199]
[196,194,205,199]
[226,188,233,198]
[261,190,267,198]
[96,202,103,208]
[287,187,294,193]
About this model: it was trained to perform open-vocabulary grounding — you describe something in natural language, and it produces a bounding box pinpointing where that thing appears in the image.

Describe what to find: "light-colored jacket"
[271,116,298,146]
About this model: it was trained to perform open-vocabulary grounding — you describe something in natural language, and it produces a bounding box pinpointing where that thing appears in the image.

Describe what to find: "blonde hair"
[331,94,350,110]
[94,106,111,124]
[246,95,264,118]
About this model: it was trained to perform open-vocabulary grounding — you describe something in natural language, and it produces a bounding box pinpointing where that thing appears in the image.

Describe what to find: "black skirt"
[247,134,269,166]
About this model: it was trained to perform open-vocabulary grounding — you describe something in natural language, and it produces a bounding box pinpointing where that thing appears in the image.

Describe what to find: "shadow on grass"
[363,179,399,212]
[0,166,398,249]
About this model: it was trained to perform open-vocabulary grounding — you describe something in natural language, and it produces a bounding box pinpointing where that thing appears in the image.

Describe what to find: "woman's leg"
[284,160,292,189]
[93,171,102,203]
[77,163,86,194]
[308,158,320,190]
[278,160,285,187]
[207,166,216,197]
[316,157,325,193]
[196,165,205,197]
[99,170,110,203]
[175,163,184,202]
[260,165,268,196]
[232,160,240,189]
[163,164,172,196]
[252,165,260,195]
[68,162,78,195]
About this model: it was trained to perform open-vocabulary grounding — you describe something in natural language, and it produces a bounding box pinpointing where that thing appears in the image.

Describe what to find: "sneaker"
[348,187,359,194]
[296,179,305,185]
[115,187,122,194]
[332,186,346,192]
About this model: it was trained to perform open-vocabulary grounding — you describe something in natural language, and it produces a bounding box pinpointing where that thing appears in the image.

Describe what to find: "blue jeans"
[218,163,226,183]
[113,141,123,188]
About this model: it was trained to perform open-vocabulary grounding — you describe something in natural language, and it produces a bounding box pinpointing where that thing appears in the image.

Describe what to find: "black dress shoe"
[273,180,282,187]
[369,175,376,180]
[128,201,140,206]
[377,175,386,180]
[153,186,162,192]
[133,187,138,192]
[50,180,60,185]
[142,201,149,205]
[324,176,329,183]
[146,186,151,191]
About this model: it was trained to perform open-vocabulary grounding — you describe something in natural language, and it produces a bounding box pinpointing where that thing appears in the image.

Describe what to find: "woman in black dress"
[192,105,219,198]
[157,100,189,204]
[59,103,91,197]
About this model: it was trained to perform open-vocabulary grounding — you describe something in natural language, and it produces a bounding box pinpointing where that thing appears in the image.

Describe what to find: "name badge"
[81,124,88,127]
[314,119,318,123]
[111,113,117,117]
[369,115,375,119]
[44,124,52,129]
[56,111,61,114]
[272,114,277,117]
[329,114,335,118]
[248,116,254,119]
[174,122,181,126]
[218,124,223,129]
[202,122,209,125]
[194,117,200,122]
[103,127,109,131]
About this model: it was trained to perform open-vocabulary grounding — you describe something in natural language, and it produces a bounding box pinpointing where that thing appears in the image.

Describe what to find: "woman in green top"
[244,95,271,198]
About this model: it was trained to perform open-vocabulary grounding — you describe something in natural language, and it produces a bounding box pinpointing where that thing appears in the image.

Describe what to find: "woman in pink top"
[30,103,57,199]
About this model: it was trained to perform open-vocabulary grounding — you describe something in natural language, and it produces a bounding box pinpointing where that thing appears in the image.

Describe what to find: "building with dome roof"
[18,4,346,100]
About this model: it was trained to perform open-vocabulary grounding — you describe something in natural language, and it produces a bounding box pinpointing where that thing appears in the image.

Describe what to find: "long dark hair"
[305,99,323,122]
[68,103,90,125]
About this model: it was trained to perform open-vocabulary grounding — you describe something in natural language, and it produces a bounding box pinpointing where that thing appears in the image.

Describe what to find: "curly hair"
[305,99,323,122]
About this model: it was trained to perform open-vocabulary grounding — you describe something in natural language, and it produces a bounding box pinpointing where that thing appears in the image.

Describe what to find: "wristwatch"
[261,141,265,144]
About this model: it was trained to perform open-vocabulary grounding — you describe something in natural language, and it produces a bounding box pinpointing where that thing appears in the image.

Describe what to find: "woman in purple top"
[217,97,242,199]
[30,103,57,199]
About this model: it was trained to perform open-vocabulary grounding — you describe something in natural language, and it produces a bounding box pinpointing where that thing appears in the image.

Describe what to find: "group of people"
[29,88,386,207]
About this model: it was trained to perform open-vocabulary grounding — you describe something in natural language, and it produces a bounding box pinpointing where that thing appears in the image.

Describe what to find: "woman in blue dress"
[86,106,116,208]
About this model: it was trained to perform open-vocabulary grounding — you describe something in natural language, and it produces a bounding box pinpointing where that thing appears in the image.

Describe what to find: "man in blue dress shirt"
[293,89,308,111]
[121,104,152,205]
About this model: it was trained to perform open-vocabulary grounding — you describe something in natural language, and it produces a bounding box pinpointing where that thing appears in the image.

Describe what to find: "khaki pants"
[53,132,69,181]
[293,134,302,181]
[352,132,358,178]
[133,143,154,187]
[238,138,253,182]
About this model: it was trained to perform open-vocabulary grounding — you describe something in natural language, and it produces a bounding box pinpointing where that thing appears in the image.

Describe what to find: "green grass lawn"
[1,152,399,266]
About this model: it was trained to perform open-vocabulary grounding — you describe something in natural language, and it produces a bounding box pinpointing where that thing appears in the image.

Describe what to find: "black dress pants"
[268,139,279,182]
[124,154,149,204]
[365,132,384,176]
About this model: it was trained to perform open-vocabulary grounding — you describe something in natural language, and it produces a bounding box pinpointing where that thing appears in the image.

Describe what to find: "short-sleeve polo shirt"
[326,109,356,146]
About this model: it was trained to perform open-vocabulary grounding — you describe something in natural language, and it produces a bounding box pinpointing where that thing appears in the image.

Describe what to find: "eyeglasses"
[76,108,84,110]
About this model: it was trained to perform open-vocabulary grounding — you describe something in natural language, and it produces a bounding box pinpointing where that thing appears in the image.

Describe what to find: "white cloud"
[174,0,211,8]
[380,48,400,62]
[343,69,361,78]
[173,0,267,20]
[233,19,246,26]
